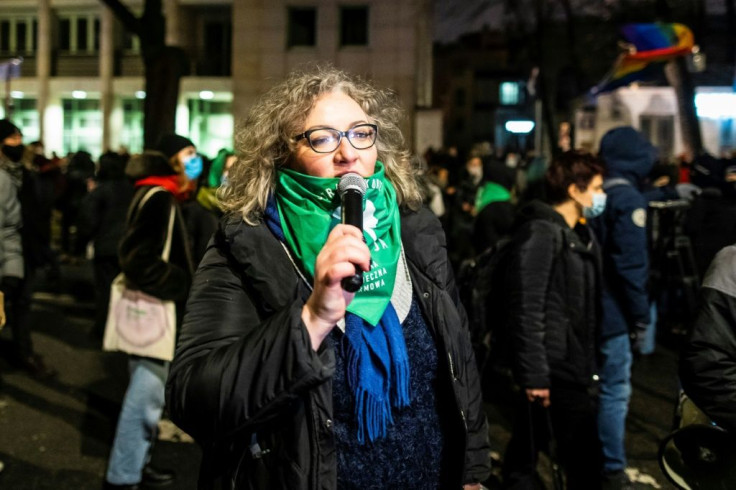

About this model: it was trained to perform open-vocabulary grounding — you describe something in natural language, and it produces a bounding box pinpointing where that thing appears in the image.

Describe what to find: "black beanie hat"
[156,134,195,159]
[0,119,21,141]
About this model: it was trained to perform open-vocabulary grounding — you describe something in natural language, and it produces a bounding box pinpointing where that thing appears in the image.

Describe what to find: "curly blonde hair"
[219,66,422,224]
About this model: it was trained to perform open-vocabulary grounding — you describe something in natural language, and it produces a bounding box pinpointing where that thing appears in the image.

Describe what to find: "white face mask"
[583,192,607,219]
[467,166,482,182]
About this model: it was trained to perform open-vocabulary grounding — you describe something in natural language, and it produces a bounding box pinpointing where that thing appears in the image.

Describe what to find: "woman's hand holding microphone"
[301,224,370,351]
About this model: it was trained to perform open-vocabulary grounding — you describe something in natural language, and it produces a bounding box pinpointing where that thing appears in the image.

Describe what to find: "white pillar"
[37,0,52,143]
[100,5,115,152]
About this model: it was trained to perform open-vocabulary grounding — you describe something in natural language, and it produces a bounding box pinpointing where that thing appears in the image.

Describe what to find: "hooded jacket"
[505,200,601,389]
[590,126,655,340]
[165,206,491,490]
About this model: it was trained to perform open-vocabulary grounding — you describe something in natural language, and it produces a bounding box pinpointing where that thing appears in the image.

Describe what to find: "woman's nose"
[335,135,358,160]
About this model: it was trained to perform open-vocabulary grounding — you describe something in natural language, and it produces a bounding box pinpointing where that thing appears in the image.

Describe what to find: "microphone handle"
[341,189,364,293]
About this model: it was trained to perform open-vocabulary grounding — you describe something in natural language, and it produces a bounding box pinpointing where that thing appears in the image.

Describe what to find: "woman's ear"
[567,182,580,202]
[169,156,184,174]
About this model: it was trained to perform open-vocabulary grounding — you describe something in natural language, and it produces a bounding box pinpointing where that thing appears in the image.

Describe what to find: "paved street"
[0,260,680,489]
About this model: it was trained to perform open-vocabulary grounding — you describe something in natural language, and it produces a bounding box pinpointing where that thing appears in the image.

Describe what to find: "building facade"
[0,0,434,159]
[434,28,535,157]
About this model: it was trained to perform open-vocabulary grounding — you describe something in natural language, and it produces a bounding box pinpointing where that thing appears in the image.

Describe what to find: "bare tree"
[99,0,188,149]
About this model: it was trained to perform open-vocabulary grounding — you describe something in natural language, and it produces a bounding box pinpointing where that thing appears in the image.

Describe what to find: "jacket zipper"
[447,350,468,432]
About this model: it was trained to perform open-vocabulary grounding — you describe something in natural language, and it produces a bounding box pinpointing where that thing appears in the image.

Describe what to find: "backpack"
[456,237,514,397]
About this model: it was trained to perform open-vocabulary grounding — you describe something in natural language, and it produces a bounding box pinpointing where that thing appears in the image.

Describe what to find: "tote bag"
[103,187,177,361]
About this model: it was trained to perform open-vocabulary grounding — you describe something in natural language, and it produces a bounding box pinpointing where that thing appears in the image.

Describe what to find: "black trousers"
[1,266,36,360]
[502,381,602,490]
[93,256,121,338]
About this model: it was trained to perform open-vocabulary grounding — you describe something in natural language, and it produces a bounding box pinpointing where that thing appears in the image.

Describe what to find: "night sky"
[434,0,728,44]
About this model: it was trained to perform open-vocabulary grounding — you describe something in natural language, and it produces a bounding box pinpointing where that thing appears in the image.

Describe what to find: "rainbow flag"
[591,23,694,95]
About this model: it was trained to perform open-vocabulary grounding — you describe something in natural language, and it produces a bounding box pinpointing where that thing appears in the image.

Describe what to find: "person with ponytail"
[166,66,491,489]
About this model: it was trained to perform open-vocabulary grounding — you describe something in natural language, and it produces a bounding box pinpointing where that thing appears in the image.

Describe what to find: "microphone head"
[337,173,367,197]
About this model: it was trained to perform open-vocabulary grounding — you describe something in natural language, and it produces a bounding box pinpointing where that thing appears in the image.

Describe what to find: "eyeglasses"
[294,123,378,154]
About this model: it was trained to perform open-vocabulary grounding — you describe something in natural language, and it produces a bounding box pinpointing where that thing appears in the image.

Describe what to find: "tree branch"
[98,0,140,35]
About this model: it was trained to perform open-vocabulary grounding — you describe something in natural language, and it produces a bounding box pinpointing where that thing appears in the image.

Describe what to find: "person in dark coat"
[449,155,484,264]
[77,151,135,339]
[589,126,656,490]
[196,148,236,216]
[60,150,96,257]
[0,119,56,379]
[103,151,194,490]
[471,172,515,253]
[165,66,491,490]
[680,244,736,434]
[156,134,218,266]
[502,150,605,490]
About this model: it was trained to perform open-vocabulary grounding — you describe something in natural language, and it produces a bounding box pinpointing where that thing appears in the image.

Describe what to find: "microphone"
[337,173,367,292]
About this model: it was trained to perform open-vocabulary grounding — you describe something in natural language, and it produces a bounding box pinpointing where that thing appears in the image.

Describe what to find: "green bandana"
[276,162,401,326]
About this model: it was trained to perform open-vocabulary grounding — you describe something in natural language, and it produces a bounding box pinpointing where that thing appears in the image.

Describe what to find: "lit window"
[0,98,39,142]
[287,7,317,48]
[188,99,234,158]
[121,98,144,154]
[340,6,368,46]
[62,98,102,157]
[500,82,520,105]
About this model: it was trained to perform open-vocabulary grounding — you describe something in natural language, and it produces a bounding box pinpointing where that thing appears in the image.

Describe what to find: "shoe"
[19,354,58,380]
[102,482,139,490]
[141,465,175,488]
[601,470,634,490]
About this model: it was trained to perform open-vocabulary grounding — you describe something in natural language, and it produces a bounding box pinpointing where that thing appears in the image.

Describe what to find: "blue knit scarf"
[265,195,410,443]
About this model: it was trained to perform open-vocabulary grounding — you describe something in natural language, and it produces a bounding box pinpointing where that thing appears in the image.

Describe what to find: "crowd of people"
[1,65,736,489]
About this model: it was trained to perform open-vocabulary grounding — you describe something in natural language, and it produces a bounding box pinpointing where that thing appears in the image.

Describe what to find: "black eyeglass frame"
[293,123,378,153]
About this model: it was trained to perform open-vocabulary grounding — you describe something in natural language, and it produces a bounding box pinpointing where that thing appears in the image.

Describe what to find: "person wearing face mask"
[449,155,485,266]
[156,134,217,265]
[501,150,605,490]
[103,150,195,490]
[588,126,657,490]
[0,119,56,379]
[195,148,236,216]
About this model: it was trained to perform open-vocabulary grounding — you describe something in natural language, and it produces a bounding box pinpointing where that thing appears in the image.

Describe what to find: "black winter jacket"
[506,201,601,389]
[166,207,491,490]
[680,245,736,434]
[78,179,135,259]
[118,186,193,304]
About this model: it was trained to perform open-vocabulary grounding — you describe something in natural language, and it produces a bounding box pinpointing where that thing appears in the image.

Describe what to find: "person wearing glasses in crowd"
[166,66,491,489]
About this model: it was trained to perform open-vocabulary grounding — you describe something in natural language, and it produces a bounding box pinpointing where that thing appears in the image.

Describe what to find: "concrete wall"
[232,0,433,147]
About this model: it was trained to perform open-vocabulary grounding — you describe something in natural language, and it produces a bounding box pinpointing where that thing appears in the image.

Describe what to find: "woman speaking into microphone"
[166,66,490,490]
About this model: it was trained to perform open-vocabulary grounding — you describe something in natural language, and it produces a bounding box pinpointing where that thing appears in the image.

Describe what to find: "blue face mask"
[220,174,229,187]
[583,192,607,219]
[184,154,203,180]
